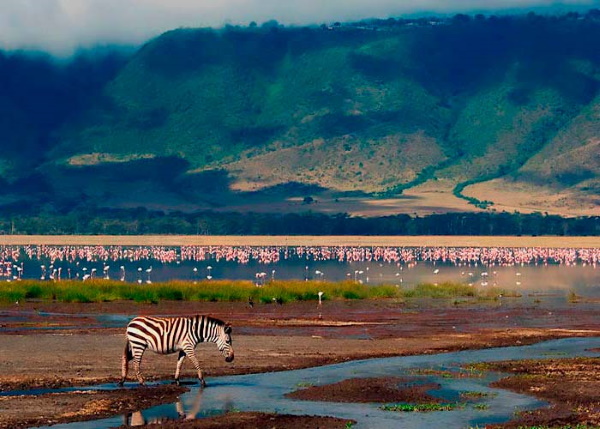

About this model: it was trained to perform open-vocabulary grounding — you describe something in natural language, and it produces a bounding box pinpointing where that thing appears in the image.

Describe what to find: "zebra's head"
[217,323,234,363]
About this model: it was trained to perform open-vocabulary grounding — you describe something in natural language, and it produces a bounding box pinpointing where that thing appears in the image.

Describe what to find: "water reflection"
[123,388,208,426]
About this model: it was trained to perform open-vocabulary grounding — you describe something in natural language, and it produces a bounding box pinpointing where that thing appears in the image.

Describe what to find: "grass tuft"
[381,402,466,412]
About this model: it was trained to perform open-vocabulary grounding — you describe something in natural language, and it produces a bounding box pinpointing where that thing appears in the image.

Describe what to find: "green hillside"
[2,12,600,216]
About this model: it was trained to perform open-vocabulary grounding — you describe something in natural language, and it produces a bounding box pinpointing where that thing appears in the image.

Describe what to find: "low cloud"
[0,0,597,56]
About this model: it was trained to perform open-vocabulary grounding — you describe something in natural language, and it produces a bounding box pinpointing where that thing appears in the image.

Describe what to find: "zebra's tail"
[119,340,133,386]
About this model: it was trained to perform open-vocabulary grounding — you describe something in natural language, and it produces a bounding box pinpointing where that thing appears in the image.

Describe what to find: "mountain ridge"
[1,12,599,217]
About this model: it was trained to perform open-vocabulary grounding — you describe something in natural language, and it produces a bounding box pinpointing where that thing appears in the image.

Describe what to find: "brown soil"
[0,384,187,429]
[286,377,441,403]
[1,299,599,428]
[119,412,354,428]
[481,357,600,428]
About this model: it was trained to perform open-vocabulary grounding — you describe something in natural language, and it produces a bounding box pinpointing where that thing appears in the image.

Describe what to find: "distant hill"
[1,12,599,217]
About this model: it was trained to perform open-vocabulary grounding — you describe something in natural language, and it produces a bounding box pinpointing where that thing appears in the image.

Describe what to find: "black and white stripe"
[119,315,234,387]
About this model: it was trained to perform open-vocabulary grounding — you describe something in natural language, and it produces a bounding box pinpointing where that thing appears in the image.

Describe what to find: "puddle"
[19,336,600,429]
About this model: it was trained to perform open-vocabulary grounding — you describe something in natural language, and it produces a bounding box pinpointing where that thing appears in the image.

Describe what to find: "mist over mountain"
[1,11,599,218]
[1,0,597,56]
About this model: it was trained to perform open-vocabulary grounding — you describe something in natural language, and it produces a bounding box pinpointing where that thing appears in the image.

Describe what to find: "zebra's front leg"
[184,347,206,387]
[174,350,186,385]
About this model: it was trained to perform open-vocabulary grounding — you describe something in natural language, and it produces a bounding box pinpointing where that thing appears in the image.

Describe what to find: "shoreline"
[0,235,598,247]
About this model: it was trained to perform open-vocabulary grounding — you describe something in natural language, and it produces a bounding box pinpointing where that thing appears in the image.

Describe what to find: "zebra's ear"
[224,324,232,334]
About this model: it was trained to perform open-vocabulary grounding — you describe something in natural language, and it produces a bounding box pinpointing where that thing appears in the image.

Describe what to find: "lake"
[0,244,598,297]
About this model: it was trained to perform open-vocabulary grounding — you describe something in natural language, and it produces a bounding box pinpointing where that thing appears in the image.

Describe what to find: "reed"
[0,279,510,304]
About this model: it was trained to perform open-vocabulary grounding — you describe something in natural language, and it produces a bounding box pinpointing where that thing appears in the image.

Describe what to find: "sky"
[0,0,598,56]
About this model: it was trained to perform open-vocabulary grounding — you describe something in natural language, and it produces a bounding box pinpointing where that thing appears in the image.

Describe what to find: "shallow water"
[2,248,599,297]
[24,337,600,429]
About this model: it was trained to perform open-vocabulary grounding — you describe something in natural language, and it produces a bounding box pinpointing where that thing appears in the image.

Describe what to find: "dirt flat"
[121,412,354,428]
[465,178,600,217]
[0,299,599,428]
[0,234,598,247]
[286,377,442,404]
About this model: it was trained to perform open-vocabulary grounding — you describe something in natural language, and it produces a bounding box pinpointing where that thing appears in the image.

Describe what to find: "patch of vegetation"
[404,282,478,299]
[410,367,486,379]
[566,290,580,303]
[510,425,599,429]
[381,402,465,412]
[460,391,496,399]
[0,279,396,304]
[473,403,490,410]
[453,180,495,209]
[0,279,514,304]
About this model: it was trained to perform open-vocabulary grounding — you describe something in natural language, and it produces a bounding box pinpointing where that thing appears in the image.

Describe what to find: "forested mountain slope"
[1,12,599,216]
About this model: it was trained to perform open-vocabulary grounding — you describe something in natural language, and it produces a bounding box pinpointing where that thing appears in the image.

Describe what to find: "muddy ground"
[285,376,442,404]
[484,357,600,428]
[1,298,599,428]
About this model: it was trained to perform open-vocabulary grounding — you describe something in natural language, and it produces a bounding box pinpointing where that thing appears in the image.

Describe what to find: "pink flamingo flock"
[0,245,596,267]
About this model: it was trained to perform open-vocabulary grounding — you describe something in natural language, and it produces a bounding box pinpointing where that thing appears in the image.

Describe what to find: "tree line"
[0,209,597,236]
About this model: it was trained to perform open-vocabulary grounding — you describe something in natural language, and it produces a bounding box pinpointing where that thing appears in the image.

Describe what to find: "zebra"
[119,315,234,387]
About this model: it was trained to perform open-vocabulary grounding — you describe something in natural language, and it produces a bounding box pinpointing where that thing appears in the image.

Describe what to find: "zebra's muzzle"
[225,351,234,363]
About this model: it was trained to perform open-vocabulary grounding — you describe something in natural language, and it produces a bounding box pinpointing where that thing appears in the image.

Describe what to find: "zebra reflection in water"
[122,388,225,426]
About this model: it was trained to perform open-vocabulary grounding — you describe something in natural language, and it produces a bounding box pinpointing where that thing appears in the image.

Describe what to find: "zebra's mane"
[201,315,225,326]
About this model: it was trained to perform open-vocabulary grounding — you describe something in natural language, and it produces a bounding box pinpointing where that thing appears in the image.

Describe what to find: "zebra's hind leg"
[119,340,133,386]
[184,347,206,387]
[131,347,147,386]
[174,350,186,385]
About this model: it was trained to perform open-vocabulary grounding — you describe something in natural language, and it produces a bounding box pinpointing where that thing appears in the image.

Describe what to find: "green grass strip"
[0,279,510,304]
